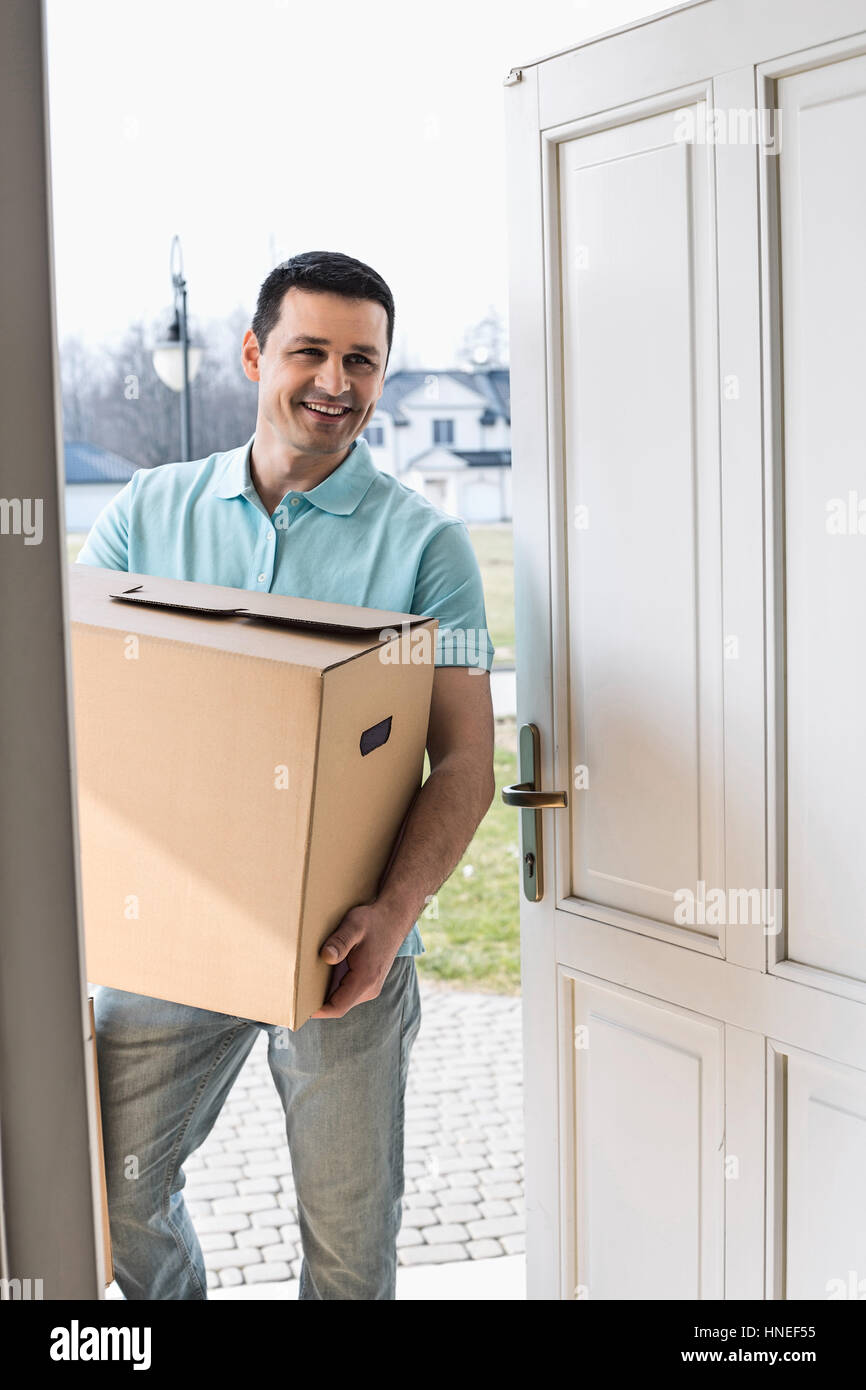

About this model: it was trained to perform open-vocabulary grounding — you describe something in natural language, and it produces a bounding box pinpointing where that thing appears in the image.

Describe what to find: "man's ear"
[241,328,261,384]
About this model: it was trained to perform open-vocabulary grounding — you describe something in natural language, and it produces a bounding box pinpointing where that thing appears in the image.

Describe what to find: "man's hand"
[310,666,495,1023]
[310,901,408,1021]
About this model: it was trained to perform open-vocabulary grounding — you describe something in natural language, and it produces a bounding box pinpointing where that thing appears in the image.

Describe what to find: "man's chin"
[282,417,361,453]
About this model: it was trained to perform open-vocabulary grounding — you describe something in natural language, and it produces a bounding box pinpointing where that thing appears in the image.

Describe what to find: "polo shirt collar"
[213,433,378,515]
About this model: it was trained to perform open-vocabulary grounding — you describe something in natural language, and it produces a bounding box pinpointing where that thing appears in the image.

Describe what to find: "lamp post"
[152,235,203,461]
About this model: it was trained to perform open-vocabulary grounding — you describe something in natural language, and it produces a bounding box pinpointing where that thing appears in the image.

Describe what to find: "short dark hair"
[250,250,395,368]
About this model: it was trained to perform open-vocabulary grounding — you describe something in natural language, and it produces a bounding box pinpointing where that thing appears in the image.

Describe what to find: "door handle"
[501,783,568,808]
[500,723,567,902]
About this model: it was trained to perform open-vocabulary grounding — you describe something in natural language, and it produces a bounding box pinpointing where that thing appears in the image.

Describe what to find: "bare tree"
[59,335,99,442]
[59,310,257,468]
[89,320,182,465]
[188,304,257,458]
[455,307,509,371]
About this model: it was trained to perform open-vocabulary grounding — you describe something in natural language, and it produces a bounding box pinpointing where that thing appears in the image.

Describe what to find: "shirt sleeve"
[411,521,496,671]
[75,473,139,570]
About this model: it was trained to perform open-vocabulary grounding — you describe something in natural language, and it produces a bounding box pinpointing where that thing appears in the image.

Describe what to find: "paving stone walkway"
[178,978,524,1290]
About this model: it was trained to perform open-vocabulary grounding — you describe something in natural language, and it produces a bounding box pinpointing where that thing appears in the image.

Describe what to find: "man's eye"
[297,349,372,365]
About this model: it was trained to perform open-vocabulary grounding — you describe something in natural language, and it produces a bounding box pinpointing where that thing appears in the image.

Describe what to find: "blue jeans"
[93,955,422,1300]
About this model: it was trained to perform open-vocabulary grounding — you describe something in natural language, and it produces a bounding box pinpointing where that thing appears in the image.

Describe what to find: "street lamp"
[152,235,203,461]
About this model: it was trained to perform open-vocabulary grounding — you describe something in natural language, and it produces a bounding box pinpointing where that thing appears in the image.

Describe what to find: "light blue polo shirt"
[75,432,496,958]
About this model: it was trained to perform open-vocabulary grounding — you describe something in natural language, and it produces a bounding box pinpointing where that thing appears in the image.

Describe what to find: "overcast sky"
[45,0,664,369]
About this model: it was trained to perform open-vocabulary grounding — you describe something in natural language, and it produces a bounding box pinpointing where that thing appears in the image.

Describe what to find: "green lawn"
[415,717,521,996]
[411,524,520,995]
[468,523,514,668]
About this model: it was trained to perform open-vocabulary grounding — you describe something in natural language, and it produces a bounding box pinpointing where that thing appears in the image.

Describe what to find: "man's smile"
[300,400,353,422]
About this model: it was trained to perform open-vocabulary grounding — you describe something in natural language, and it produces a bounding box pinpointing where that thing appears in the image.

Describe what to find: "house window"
[364,424,384,448]
[433,419,454,445]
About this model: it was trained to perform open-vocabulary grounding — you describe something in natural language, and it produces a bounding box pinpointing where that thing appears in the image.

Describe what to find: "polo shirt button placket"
[258,526,275,586]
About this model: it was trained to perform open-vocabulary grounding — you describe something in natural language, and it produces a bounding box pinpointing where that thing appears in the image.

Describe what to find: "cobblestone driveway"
[178,979,524,1290]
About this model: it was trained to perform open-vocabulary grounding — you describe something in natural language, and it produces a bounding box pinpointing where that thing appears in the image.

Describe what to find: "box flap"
[69,564,438,673]
[107,575,432,636]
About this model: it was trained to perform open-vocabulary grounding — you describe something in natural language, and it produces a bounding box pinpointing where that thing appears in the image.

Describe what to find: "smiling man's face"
[242,287,388,460]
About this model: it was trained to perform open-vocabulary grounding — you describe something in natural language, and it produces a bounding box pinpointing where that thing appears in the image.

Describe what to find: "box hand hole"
[359,715,392,756]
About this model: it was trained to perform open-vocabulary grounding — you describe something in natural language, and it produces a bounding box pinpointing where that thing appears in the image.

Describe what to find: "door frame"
[0,0,105,1297]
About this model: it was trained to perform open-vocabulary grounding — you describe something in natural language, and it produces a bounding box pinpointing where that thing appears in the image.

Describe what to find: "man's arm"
[376,665,495,923]
[75,474,135,570]
[310,665,495,1019]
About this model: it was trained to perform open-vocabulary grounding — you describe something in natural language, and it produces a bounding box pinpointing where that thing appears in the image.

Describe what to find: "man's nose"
[314,354,349,397]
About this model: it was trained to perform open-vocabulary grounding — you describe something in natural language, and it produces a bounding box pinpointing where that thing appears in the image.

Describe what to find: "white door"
[504,0,866,1301]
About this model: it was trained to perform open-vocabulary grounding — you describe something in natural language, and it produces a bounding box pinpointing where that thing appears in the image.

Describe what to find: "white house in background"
[363,367,512,522]
[65,441,138,532]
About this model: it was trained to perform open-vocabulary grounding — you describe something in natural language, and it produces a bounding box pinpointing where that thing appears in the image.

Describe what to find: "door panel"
[564,973,724,1300]
[559,99,724,933]
[778,54,866,984]
[782,1047,866,1298]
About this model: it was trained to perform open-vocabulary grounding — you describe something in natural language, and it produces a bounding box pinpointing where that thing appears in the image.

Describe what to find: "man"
[77,250,496,1300]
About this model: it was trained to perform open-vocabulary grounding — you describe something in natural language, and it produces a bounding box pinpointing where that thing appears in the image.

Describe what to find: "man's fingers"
[310,970,379,1020]
[319,914,365,964]
[326,959,350,997]
[310,974,362,1020]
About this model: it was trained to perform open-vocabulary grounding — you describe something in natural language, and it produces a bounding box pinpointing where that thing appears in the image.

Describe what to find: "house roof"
[378,368,510,425]
[65,441,139,484]
[410,447,512,470]
[452,450,511,468]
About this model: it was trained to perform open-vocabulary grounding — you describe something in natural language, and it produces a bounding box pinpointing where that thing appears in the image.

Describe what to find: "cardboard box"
[87,994,114,1286]
[69,565,438,1030]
